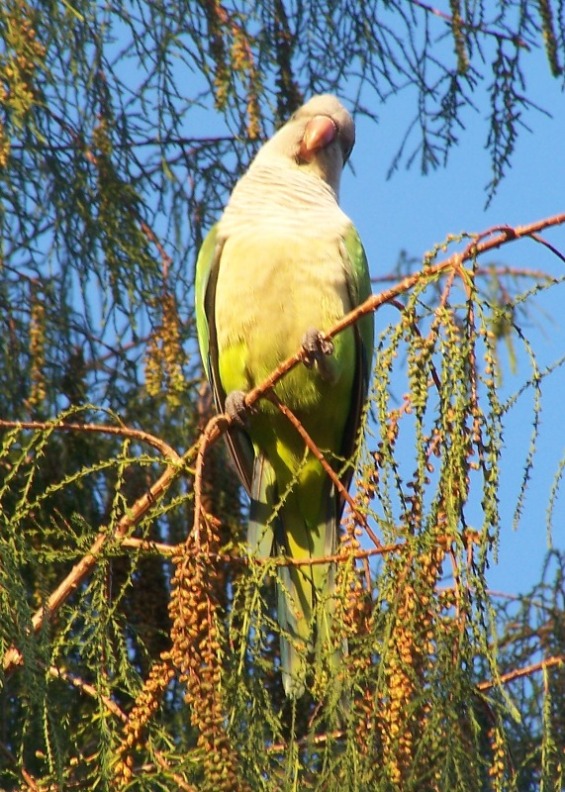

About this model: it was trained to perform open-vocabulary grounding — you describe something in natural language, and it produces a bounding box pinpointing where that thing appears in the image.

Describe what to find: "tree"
[1,1,564,789]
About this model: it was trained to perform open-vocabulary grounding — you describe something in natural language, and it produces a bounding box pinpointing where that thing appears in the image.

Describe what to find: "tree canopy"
[1,2,564,790]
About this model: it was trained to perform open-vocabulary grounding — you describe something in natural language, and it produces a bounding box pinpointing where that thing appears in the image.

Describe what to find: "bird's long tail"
[249,453,344,698]
[277,478,343,698]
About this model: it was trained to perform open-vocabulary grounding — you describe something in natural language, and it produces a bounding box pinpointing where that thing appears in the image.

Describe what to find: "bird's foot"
[301,328,334,368]
[224,389,251,426]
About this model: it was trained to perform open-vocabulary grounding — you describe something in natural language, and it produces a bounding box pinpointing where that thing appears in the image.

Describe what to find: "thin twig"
[48,665,127,722]
[122,537,401,565]
[269,393,382,549]
[530,232,565,265]
[408,0,531,48]
[121,536,179,555]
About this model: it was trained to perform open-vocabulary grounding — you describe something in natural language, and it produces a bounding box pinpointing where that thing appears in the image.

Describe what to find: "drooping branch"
[2,422,196,675]
[408,0,531,49]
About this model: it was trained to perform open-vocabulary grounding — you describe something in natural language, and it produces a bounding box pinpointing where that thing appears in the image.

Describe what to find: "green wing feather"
[337,224,374,500]
[343,223,374,374]
[194,224,255,492]
[194,224,219,383]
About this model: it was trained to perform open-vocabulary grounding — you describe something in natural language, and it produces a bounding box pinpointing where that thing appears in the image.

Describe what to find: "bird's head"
[255,94,355,195]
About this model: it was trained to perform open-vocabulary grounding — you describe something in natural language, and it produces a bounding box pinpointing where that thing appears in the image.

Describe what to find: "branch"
[329,214,565,344]
[478,654,564,691]
[121,536,401,565]
[0,416,182,463]
[2,440,194,675]
[268,541,401,567]
[408,0,531,48]
[48,664,127,722]
[47,664,196,791]
[191,212,565,545]
[121,536,179,555]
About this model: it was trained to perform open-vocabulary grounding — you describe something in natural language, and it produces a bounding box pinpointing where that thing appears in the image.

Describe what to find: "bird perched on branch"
[195,94,373,697]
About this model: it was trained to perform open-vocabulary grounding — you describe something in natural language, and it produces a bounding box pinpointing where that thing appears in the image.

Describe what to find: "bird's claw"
[301,328,334,368]
[224,390,251,426]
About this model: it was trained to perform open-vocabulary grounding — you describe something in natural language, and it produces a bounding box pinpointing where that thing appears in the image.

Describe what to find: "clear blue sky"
[340,47,565,596]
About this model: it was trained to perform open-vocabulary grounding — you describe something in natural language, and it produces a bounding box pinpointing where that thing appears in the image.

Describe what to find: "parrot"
[194,94,374,698]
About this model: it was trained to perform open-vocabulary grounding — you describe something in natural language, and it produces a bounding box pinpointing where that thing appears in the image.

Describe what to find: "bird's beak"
[298,115,337,162]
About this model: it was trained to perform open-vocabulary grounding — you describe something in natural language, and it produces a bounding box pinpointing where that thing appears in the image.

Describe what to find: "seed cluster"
[378,535,447,786]
[26,287,47,411]
[144,291,188,408]
[0,0,46,166]
[113,655,176,785]
[203,1,261,139]
[169,517,245,791]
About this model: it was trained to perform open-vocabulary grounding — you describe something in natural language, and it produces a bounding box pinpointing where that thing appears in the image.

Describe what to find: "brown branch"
[121,536,179,555]
[478,654,564,691]
[460,216,565,261]
[0,418,194,674]
[340,214,565,346]
[120,536,401,566]
[2,444,192,675]
[373,264,555,286]
[0,417,182,463]
[191,212,565,549]
[140,220,173,279]
[47,665,196,790]
[117,536,403,565]
[20,770,41,792]
[268,541,401,567]
[48,664,127,722]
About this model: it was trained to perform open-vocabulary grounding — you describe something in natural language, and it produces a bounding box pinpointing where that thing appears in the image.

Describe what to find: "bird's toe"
[301,328,334,368]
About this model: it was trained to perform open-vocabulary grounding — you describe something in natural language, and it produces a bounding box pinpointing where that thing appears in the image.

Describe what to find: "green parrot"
[195,94,373,697]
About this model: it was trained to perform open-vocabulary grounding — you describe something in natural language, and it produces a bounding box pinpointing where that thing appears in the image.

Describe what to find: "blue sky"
[339,47,565,596]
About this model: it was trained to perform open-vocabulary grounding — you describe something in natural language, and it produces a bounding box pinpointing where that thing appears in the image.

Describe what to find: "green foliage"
[1,1,565,789]
[482,551,565,790]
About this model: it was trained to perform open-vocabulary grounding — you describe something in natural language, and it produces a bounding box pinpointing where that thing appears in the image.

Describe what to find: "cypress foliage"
[1,2,564,789]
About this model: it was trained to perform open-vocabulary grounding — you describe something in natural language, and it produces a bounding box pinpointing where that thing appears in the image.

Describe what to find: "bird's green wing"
[338,224,374,502]
[194,224,220,383]
[194,223,255,493]
[343,222,374,359]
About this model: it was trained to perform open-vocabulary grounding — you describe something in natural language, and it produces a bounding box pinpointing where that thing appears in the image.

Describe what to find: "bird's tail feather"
[277,484,343,698]
[249,453,345,698]
[248,453,277,557]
